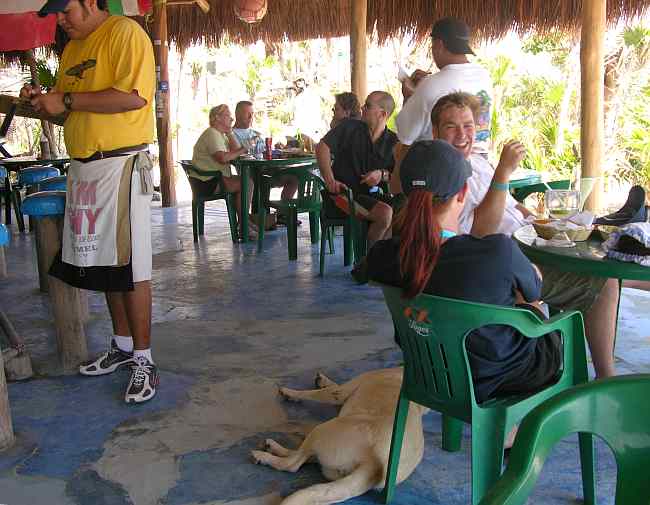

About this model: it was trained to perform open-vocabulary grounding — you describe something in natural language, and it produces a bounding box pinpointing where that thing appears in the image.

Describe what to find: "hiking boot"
[79,340,135,376]
[124,356,159,404]
[351,259,369,285]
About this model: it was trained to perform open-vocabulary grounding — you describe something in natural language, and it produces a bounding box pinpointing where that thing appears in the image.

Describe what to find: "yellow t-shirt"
[55,16,155,158]
[191,128,232,180]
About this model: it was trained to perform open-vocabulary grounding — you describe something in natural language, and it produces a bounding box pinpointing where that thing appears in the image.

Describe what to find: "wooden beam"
[580,0,606,211]
[152,0,177,207]
[350,0,367,100]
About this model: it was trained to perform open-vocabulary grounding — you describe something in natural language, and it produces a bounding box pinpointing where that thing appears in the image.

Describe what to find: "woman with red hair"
[367,140,561,403]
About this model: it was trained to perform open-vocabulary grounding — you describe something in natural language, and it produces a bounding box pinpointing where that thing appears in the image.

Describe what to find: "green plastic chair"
[319,186,368,276]
[512,179,571,203]
[379,285,595,505]
[257,164,323,260]
[480,374,650,505]
[178,161,238,243]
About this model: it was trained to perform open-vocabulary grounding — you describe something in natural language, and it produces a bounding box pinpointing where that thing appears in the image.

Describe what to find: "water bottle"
[255,138,265,160]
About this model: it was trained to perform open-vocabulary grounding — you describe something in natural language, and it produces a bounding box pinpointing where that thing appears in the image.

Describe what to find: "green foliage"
[36,60,57,90]
[244,55,278,99]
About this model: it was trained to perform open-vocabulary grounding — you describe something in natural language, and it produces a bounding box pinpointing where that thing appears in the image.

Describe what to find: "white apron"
[62,152,153,268]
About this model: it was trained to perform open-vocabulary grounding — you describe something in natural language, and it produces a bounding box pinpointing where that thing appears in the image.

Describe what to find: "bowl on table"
[532,219,593,241]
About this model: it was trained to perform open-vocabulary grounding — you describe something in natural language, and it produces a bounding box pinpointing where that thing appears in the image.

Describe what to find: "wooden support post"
[580,0,606,211]
[153,0,176,207]
[0,247,6,279]
[350,0,368,101]
[38,217,88,372]
[0,344,14,451]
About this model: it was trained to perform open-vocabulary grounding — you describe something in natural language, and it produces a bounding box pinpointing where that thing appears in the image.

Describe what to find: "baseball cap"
[431,17,475,55]
[38,0,70,17]
[400,140,472,200]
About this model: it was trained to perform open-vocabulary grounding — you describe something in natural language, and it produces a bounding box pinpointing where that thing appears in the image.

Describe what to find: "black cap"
[431,17,475,55]
[400,140,472,200]
[38,0,70,17]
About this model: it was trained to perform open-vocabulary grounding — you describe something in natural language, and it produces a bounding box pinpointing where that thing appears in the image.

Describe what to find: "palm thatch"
[168,0,650,50]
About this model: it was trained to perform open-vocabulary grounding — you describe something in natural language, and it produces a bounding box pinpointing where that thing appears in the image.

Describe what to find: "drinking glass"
[545,189,580,219]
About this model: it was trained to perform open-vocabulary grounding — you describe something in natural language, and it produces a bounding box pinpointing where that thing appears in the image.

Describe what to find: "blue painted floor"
[1,201,648,505]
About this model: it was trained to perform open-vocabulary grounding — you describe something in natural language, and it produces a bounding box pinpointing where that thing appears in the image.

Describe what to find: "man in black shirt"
[316,91,398,248]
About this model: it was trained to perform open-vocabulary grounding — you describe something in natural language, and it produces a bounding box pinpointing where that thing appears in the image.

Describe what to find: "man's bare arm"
[316,141,346,194]
[25,86,148,115]
[471,140,526,237]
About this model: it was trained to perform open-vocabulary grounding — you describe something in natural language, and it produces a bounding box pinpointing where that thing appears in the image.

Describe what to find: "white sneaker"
[124,356,159,404]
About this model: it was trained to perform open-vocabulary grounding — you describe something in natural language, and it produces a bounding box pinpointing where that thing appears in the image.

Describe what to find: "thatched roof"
[168,0,650,50]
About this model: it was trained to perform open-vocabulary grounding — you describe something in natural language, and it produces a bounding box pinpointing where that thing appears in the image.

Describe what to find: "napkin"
[567,211,595,228]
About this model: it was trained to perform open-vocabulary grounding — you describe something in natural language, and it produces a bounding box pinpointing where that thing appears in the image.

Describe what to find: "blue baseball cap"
[38,0,70,17]
[400,140,472,200]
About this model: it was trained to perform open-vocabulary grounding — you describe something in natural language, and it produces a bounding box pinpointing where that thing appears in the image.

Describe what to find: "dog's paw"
[251,450,267,465]
[278,387,301,402]
[314,372,327,388]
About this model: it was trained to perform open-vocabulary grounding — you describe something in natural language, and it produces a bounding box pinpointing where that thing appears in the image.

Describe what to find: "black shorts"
[49,250,134,292]
[188,176,222,198]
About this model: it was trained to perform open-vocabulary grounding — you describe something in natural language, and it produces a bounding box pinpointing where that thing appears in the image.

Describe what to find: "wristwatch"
[63,92,73,111]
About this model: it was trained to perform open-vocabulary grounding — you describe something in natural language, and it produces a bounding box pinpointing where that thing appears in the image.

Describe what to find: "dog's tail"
[280,461,382,505]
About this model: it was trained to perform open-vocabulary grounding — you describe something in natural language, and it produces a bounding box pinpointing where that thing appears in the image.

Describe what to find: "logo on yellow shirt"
[65,59,97,80]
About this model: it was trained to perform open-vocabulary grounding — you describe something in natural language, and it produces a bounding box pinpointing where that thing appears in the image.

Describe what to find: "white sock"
[133,348,153,364]
[113,335,134,353]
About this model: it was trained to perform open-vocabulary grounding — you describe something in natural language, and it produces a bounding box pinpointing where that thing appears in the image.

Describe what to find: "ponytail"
[398,190,444,299]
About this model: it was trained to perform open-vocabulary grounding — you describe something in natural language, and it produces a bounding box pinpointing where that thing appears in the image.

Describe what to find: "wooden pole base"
[0,345,15,452]
[0,247,6,279]
[39,216,88,373]
[34,222,49,292]
[2,348,33,381]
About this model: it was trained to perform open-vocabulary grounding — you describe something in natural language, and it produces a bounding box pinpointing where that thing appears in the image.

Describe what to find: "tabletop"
[0,157,70,172]
[513,224,650,281]
[509,172,542,190]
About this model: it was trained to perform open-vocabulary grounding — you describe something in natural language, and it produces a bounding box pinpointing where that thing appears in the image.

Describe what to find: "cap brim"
[37,0,70,17]
[446,40,475,55]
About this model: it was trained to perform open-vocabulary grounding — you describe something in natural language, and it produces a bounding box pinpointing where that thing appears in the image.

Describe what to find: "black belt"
[73,144,148,163]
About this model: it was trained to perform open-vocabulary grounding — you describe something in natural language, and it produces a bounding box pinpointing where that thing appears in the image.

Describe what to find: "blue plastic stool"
[35,175,67,193]
[18,166,60,186]
[21,191,66,217]
[20,167,62,232]
[0,223,8,247]
[0,223,8,279]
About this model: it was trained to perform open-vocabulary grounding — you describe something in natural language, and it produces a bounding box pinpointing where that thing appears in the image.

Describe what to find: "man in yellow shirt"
[22,0,158,404]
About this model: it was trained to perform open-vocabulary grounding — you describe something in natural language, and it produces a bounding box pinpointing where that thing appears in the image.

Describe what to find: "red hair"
[398,190,448,299]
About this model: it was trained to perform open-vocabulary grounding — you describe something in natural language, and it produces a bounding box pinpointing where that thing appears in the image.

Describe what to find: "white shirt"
[232,128,262,151]
[395,62,493,153]
[459,154,527,235]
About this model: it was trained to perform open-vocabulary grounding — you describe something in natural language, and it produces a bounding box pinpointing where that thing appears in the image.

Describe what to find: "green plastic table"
[233,155,316,243]
[509,172,542,190]
[514,224,650,347]
[513,224,650,281]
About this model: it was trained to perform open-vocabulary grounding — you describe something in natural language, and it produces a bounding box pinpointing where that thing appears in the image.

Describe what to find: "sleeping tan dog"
[251,367,428,504]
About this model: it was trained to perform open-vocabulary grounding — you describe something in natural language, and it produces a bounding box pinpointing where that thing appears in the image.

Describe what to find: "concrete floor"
[1,201,649,505]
